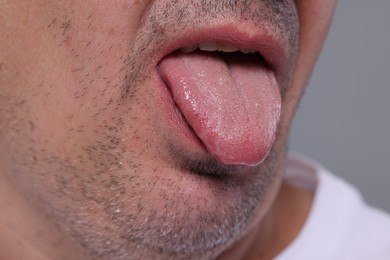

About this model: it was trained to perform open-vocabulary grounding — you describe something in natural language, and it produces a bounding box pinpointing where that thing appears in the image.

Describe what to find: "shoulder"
[337,199,390,259]
[278,153,390,260]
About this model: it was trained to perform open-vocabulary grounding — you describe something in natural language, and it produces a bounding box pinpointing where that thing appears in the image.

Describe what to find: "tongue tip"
[209,143,272,167]
[198,124,277,167]
[215,153,268,167]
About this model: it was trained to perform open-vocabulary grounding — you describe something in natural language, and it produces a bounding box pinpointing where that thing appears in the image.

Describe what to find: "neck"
[217,181,314,260]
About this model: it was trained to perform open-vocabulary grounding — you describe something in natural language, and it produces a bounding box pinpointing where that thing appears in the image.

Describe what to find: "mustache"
[143,0,299,42]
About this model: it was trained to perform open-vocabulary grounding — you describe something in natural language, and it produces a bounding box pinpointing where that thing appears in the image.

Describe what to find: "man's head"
[0,0,335,259]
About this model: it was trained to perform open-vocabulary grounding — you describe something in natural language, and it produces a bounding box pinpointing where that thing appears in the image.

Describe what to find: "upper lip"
[154,23,288,78]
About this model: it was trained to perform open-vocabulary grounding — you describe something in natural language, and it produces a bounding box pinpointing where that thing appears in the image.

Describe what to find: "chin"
[78,145,287,259]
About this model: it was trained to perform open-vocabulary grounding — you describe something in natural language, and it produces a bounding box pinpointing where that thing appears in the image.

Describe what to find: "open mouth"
[181,41,262,55]
[157,37,283,167]
[180,41,268,69]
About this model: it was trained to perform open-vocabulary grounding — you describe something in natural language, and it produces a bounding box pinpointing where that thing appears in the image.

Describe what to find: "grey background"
[291,0,390,212]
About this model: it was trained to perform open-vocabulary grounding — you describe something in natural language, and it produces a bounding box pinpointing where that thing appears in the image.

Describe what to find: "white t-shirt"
[277,153,390,260]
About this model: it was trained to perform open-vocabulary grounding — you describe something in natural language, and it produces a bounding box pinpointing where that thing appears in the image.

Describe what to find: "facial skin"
[0,0,336,259]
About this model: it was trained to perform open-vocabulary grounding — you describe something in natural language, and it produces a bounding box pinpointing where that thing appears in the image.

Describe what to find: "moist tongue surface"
[158,50,281,166]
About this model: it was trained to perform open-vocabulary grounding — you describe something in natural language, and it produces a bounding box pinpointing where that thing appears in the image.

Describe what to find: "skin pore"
[0,0,336,259]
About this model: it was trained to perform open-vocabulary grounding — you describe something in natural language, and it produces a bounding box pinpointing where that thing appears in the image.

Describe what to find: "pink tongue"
[158,51,281,166]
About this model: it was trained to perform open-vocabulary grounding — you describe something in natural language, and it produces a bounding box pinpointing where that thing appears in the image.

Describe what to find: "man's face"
[0,0,335,259]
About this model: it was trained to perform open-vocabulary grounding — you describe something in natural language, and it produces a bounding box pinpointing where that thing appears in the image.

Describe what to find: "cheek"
[295,0,336,76]
[280,0,336,127]
[0,0,158,191]
[36,0,156,101]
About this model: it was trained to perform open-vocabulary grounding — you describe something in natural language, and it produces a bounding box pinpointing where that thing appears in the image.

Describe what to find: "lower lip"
[153,69,208,153]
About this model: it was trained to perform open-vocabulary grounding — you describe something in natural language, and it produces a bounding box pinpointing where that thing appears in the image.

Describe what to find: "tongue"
[158,51,281,166]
